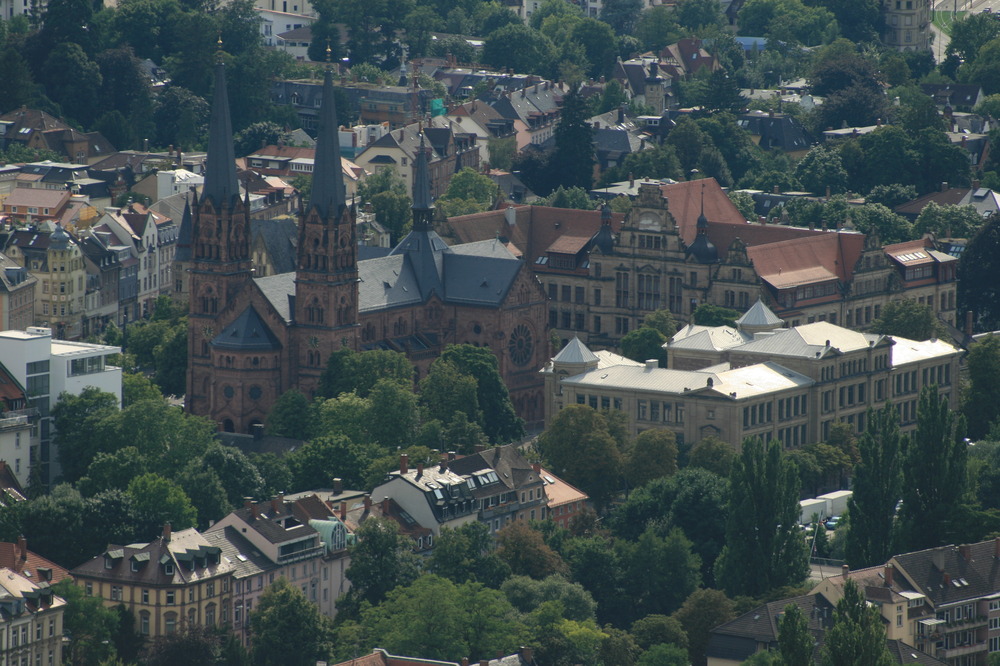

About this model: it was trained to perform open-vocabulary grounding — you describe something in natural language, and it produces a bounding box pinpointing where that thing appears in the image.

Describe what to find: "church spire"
[309,66,347,220]
[202,44,240,209]
[411,133,433,232]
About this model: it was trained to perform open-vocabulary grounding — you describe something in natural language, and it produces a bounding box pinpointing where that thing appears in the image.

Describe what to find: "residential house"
[543,308,961,446]
[76,229,125,338]
[1,189,98,230]
[255,7,314,47]
[738,111,815,158]
[4,224,89,339]
[0,108,115,165]
[660,38,722,82]
[486,81,564,148]
[883,0,933,51]
[0,253,36,332]
[13,161,110,208]
[0,567,66,666]
[131,168,204,204]
[434,102,520,170]
[0,537,70,585]
[243,145,365,199]
[612,58,673,114]
[331,646,538,666]
[205,493,355,640]
[0,326,121,485]
[538,466,588,530]
[252,0,316,18]
[895,182,1000,222]
[922,84,984,111]
[275,26,313,60]
[705,590,946,666]
[0,363,38,488]
[370,455,480,536]
[355,122,480,198]
[71,525,234,639]
[93,205,163,318]
[449,445,549,533]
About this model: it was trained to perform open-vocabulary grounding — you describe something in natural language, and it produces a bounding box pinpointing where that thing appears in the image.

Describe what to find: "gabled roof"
[747,232,865,290]
[732,322,883,359]
[669,324,750,352]
[202,527,278,579]
[892,539,1000,606]
[211,306,282,350]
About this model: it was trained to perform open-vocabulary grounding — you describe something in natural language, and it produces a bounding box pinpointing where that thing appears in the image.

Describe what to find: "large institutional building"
[543,301,961,448]
[182,62,548,433]
[448,180,958,352]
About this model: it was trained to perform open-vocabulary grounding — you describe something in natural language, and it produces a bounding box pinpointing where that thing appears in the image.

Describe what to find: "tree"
[439,345,523,443]
[430,522,511,587]
[550,86,595,191]
[688,436,735,477]
[704,70,747,114]
[52,387,120,483]
[436,166,499,217]
[318,348,413,399]
[914,202,983,239]
[667,468,730,583]
[501,574,597,622]
[692,303,740,327]
[677,0,723,29]
[345,517,421,606]
[537,406,623,508]
[542,186,595,210]
[145,625,224,666]
[364,378,420,447]
[127,473,198,532]
[620,327,668,366]
[794,144,848,195]
[496,521,569,579]
[728,190,756,221]
[844,405,905,569]
[152,85,210,150]
[866,184,918,210]
[623,527,702,618]
[482,24,557,78]
[636,6,682,52]
[53,580,119,666]
[603,143,683,185]
[674,588,735,666]
[286,435,381,491]
[626,429,678,488]
[819,579,893,666]
[642,309,678,338]
[362,575,526,662]
[419,359,482,427]
[570,18,618,79]
[251,578,332,666]
[234,121,291,157]
[959,212,1000,332]
[601,0,642,34]
[177,465,231,529]
[631,614,688,650]
[715,438,808,597]
[122,372,163,407]
[0,46,38,114]
[200,444,265,506]
[947,12,1000,65]
[871,299,946,341]
[779,603,815,666]
[898,386,968,551]
[965,336,1000,440]
[264,388,313,440]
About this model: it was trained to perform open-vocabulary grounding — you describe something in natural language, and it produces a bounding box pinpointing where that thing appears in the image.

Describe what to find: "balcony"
[938,641,988,659]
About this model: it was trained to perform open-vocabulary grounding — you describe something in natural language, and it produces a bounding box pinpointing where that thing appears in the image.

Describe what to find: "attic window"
[164,563,174,575]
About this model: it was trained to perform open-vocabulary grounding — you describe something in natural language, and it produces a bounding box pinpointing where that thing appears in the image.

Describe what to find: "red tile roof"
[0,539,71,584]
[747,232,865,290]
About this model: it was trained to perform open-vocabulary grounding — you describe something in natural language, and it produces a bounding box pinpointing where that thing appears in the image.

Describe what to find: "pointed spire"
[309,66,347,220]
[697,182,708,233]
[411,133,433,231]
[202,54,240,209]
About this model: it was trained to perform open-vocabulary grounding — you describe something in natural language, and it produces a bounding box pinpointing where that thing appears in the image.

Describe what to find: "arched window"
[223,419,235,433]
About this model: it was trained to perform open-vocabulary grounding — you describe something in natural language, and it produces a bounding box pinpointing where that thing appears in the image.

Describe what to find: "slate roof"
[886,639,948,665]
[892,539,1000,607]
[254,272,296,322]
[709,593,832,658]
[250,218,298,274]
[739,112,814,152]
[71,528,231,585]
[211,306,282,351]
[449,444,541,495]
[202,526,278,579]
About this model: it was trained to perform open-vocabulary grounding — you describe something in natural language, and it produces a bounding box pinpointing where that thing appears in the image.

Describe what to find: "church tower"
[187,52,253,412]
[293,64,359,381]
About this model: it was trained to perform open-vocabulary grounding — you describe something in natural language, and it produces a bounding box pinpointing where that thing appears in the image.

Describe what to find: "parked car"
[824,516,841,531]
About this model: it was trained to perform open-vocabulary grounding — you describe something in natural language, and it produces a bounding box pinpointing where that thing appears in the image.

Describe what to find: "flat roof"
[889,336,959,366]
[50,340,121,357]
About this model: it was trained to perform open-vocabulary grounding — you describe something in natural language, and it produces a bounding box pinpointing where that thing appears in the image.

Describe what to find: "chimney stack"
[333,478,343,494]
[381,497,391,514]
[520,647,534,663]
[884,564,894,587]
[462,659,469,666]
[417,462,424,477]
[842,564,849,578]
[400,453,409,475]
[773,185,779,194]
[966,310,974,337]
[994,536,1000,558]
[363,495,371,512]
[16,535,26,562]
[532,463,541,474]
[271,496,280,514]
[941,181,949,192]
[944,572,952,586]
[448,451,457,461]
[162,523,172,542]
[960,544,971,561]
[339,501,346,520]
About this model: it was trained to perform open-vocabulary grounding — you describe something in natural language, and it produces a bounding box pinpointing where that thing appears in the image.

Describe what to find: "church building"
[183,61,548,433]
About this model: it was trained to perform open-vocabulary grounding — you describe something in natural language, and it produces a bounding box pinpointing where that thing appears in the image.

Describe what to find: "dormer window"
[164,563,174,575]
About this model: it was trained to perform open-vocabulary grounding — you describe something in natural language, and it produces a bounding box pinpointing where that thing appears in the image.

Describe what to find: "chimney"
[400,453,409,475]
[16,535,26,562]
[462,659,469,666]
[363,495,372,512]
[941,181,949,192]
[960,544,971,561]
[532,463,541,474]
[773,185,779,194]
[994,536,1000,558]
[474,444,486,453]
[480,661,489,666]
[381,497,390,514]
[440,459,448,472]
[271,496,281,514]
[826,185,831,199]
[944,572,952,586]
[333,477,343,494]
[417,462,424,477]
[973,179,981,189]
[629,172,635,188]
[251,423,264,440]
[966,310,974,336]
[520,647,534,663]
[884,564,895,587]
[645,359,658,370]
[448,451,457,461]
[842,564,850,578]
[162,522,172,542]
[339,501,346,520]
